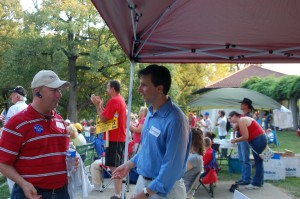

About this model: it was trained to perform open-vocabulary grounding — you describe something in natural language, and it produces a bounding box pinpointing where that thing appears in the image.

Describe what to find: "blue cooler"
[228,157,241,173]
[272,153,280,159]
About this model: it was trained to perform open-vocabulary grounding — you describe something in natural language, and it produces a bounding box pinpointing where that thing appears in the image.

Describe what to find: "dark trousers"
[11,183,70,199]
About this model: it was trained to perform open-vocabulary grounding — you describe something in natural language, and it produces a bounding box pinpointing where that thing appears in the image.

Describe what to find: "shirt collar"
[28,104,56,120]
[149,97,173,118]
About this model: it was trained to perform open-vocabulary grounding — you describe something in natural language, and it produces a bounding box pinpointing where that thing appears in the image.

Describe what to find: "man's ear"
[156,85,164,93]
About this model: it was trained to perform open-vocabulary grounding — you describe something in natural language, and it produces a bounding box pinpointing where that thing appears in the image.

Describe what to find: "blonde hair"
[139,106,148,117]
[130,112,136,121]
[67,125,78,138]
[204,137,212,148]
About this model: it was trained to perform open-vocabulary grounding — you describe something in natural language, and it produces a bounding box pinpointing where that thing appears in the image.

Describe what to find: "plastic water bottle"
[66,142,76,176]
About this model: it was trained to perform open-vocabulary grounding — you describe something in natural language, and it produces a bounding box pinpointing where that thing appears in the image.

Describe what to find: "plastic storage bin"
[228,157,241,173]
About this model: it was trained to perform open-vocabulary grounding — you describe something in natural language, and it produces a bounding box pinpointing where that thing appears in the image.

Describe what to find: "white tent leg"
[121,61,135,199]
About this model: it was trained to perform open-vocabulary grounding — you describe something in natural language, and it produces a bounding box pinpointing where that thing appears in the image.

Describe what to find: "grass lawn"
[0,179,9,199]
[272,130,300,153]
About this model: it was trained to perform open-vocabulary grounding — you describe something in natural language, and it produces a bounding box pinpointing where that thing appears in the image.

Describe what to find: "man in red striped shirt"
[0,70,71,199]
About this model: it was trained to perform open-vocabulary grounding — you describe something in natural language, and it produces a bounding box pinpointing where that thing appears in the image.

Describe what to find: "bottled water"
[66,142,76,176]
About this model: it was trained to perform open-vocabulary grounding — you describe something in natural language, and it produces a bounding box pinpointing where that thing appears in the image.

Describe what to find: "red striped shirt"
[0,105,69,189]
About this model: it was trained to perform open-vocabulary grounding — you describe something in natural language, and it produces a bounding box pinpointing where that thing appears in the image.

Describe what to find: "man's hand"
[73,156,80,173]
[0,115,5,122]
[20,181,42,199]
[90,94,103,107]
[112,161,134,179]
[130,124,135,132]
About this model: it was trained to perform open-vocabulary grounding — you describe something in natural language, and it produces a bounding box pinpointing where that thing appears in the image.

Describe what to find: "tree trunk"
[67,56,78,122]
[289,97,298,130]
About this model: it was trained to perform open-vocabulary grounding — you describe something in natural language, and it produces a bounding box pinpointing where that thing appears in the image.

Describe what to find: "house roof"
[193,65,286,94]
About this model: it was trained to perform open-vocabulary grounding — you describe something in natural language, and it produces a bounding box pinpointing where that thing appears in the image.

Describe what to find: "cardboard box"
[264,159,286,180]
[274,149,295,157]
[279,152,295,157]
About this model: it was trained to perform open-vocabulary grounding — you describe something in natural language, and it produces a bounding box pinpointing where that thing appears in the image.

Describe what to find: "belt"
[35,184,67,194]
[142,176,154,181]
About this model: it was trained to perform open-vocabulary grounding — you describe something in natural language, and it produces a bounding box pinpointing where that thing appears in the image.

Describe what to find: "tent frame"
[125,0,300,62]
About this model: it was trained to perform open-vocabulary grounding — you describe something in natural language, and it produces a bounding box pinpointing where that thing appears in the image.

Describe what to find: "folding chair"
[186,171,202,199]
[98,141,132,193]
[212,143,224,169]
[198,150,218,198]
[91,134,113,192]
[76,142,96,166]
[99,157,130,193]
[268,130,280,146]
[99,156,114,192]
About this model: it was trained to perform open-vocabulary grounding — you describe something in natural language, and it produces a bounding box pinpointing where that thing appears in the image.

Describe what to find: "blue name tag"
[34,124,44,134]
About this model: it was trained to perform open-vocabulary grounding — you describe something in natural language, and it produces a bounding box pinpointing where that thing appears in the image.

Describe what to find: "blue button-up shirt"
[131,97,191,196]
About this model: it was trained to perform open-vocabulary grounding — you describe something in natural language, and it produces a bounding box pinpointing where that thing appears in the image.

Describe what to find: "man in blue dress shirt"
[113,64,191,199]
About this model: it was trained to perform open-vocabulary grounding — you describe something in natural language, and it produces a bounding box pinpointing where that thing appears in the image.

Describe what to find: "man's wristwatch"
[143,187,150,197]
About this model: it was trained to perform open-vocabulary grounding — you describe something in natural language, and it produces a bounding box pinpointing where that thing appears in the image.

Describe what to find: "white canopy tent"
[273,106,293,129]
[188,88,293,129]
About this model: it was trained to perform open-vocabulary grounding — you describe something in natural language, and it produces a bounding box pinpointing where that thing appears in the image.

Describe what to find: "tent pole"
[122,60,135,199]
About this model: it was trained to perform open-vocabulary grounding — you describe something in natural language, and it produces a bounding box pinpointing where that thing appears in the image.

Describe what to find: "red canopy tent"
[92,0,300,63]
[91,1,300,196]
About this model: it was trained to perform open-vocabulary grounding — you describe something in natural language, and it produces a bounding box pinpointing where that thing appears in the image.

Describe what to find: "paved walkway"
[83,179,294,199]
[193,181,293,199]
[84,179,134,199]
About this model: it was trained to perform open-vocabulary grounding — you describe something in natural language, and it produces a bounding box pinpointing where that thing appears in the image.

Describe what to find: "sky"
[20,0,40,12]
[261,64,300,75]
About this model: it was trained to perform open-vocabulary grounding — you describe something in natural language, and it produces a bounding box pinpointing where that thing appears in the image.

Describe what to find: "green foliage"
[0,0,130,121]
[288,76,300,99]
[0,0,22,40]
[171,63,234,112]
[240,76,262,88]
[0,0,23,97]
[241,75,300,101]
[273,75,298,100]
[0,181,9,199]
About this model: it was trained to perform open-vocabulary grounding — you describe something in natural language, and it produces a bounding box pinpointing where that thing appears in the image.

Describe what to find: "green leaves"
[241,75,300,100]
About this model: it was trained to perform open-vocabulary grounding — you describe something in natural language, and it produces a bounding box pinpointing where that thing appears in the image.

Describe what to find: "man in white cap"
[4,86,29,194]
[65,119,71,127]
[0,70,74,199]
